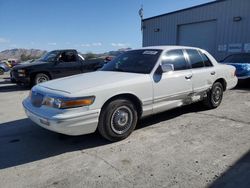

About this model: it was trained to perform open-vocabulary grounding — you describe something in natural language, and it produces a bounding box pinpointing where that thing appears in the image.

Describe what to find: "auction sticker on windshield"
[143,51,159,55]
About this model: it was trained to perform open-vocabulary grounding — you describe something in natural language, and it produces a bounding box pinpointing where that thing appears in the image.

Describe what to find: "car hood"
[224,62,250,76]
[12,60,48,69]
[38,71,147,94]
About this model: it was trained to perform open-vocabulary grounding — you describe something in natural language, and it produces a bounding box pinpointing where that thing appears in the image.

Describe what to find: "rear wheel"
[203,82,224,109]
[98,99,138,141]
[33,73,50,85]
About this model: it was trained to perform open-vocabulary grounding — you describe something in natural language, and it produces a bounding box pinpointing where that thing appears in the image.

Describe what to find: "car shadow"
[0,77,12,85]
[0,118,110,169]
[209,150,250,188]
[0,84,30,92]
[234,80,250,91]
[0,76,29,92]
[0,75,29,92]
[0,103,208,169]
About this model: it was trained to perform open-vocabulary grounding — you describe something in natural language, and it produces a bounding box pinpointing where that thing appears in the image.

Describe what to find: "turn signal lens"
[60,97,95,109]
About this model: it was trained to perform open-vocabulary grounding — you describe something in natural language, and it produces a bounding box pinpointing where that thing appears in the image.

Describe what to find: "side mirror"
[160,63,174,73]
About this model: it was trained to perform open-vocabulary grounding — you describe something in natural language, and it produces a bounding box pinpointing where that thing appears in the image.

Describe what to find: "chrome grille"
[31,91,44,107]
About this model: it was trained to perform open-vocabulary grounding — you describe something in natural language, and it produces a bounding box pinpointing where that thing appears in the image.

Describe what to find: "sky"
[0,0,213,53]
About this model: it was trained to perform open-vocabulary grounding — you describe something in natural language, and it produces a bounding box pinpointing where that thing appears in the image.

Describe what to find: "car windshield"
[223,54,250,63]
[101,49,162,74]
[39,51,60,62]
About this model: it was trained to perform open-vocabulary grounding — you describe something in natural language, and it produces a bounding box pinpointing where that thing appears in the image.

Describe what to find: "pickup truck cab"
[23,46,237,141]
[11,49,105,86]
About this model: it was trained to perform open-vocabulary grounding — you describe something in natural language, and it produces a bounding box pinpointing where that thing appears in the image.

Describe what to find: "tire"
[98,99,138,142]
[203,82,224,109]
[33,73,50,85]
[10,78,16,83]
[0,68,4,75]
[10,72,16,83]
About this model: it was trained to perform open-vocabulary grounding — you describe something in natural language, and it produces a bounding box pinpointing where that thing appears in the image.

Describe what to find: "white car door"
[152,49,193,114]
[184,49,216,94]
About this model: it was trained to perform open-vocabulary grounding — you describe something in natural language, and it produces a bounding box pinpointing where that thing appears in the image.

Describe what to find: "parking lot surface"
[0,73,249,188]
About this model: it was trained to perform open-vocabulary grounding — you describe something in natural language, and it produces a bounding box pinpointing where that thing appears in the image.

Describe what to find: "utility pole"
[138,4,144,46]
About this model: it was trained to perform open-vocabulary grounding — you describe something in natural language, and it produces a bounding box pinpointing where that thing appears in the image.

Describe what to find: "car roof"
[135,45,202,51]
[226,53,250,56]
[51,49,77,52]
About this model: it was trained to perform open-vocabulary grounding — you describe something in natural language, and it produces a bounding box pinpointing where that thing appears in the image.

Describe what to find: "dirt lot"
[0,72,249,188]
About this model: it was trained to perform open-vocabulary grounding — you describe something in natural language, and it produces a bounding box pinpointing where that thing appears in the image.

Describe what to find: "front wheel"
[203,82,224,109]
[98,99,138,141]
[33,73,50,85]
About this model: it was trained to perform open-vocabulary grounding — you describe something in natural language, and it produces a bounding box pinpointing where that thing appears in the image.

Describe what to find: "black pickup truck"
[11,49,106,86]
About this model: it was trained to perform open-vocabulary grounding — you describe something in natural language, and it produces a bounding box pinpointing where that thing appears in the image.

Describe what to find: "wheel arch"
[101,93,143,119]
[214,78,227,91]
[30,71,52,80]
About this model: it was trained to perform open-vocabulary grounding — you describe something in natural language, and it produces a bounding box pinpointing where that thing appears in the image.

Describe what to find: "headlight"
[18,69,26,73]
[18,69,26,77]
[42,96,95,109]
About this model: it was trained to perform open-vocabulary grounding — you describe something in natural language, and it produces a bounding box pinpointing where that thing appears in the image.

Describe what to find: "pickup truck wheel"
[34,73,50,85]
[0,68,4,75]
[203,82,223,109]
[98,99,138,142]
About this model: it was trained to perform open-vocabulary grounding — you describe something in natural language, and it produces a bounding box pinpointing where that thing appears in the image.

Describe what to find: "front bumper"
[11,70,30,85]
[23,98,100,136]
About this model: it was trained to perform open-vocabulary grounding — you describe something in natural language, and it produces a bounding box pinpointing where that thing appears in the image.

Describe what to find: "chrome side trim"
[154,91,191,103]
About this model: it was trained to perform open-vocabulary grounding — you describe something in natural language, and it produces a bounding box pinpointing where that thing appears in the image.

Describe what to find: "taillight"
[232,69,236,77]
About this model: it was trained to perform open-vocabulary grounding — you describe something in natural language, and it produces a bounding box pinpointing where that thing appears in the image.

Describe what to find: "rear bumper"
[22,98,100,136]
[227,77,238,90]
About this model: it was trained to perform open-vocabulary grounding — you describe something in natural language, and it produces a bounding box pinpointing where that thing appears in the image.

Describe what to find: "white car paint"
[23,46,238,136]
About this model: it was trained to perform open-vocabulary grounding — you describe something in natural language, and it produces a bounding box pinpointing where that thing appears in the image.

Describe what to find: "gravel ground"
[0,72,249,188]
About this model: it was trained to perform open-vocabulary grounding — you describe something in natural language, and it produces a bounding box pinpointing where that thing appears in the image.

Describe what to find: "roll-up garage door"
[177,20,217,55]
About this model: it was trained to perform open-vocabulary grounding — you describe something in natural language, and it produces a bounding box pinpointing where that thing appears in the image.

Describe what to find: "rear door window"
[186,49,205,68]
[162,49,189,71]
[199,52,213,67]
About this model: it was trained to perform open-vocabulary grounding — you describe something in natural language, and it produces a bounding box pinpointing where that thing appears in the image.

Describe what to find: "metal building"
[142,0,250,60]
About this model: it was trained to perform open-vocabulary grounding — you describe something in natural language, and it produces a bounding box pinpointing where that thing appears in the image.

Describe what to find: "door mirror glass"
[160,63,174,73]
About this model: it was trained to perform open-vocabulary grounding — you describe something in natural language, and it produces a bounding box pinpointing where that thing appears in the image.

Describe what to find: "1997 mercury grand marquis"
[23,46,237,141]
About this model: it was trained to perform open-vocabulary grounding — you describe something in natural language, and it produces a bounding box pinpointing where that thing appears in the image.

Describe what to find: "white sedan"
[23,46,237,141]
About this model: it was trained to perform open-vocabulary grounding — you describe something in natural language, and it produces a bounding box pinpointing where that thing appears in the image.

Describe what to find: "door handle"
[211,71,216,75]
[185,74,192,79]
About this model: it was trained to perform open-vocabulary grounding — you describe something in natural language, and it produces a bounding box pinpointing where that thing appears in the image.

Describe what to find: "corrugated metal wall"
[142,0,250,60]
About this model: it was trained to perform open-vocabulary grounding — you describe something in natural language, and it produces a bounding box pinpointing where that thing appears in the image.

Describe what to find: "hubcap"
[37,76,48,83]
[212,86,222,104]
[111,106,133,135]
